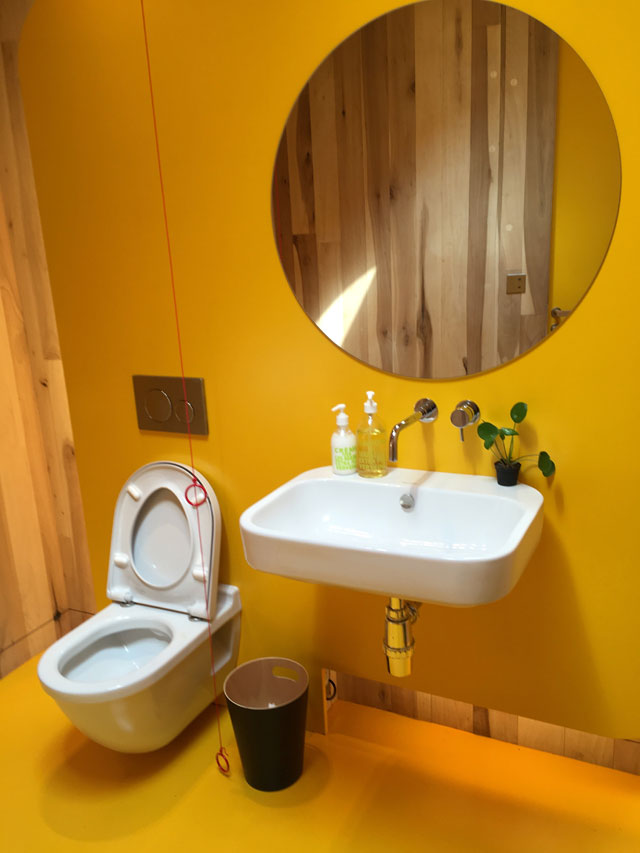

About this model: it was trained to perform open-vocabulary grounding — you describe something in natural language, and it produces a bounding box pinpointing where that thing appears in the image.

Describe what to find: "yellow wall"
[18,0,640,737]
[551,40,621,310]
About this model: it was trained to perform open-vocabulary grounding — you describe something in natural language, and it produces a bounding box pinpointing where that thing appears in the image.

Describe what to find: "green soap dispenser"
[356,391,387,478]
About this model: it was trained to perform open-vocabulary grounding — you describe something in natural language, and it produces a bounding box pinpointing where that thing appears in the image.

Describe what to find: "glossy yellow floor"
[2,658,640,852]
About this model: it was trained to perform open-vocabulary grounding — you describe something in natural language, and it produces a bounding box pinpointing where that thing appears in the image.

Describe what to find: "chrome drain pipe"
[383,597,421,677]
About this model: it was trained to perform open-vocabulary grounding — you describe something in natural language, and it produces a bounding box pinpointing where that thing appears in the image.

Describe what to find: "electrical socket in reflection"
[506,274,526,294]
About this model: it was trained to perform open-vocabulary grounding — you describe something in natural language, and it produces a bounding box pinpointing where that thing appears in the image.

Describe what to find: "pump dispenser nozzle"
[331,403,349,427]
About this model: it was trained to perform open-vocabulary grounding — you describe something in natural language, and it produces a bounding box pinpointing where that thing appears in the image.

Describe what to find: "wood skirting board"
[0,609,93,677]
[330,671,640,776]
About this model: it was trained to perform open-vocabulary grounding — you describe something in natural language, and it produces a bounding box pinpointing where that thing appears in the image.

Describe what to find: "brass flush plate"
[132,375,208,435]
[506,273,526,294]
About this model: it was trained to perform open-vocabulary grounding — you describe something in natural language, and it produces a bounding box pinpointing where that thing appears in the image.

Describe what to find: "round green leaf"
[510,402,528,423]
[477,422,498,441]
[538,451,556,477]
[483,437,496,450]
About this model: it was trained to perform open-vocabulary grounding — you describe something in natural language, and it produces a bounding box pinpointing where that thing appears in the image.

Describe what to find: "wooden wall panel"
[497,7,529,366]
[0,1,95,676]
[361,15,392,372]
[415,0,442,379]
[467,1,501,375]
[480,19,503,371]
[273,0,558,378]
[387,7,420,377]
[522,16,558,350]
[333,672,640,776]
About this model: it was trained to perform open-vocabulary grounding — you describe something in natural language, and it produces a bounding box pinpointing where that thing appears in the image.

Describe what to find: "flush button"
[143,388,172,422]
[175,400,194,424]
[132,376,208,435]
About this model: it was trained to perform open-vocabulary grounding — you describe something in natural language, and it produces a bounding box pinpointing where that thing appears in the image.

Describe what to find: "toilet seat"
[38,585,241,703]
[107,461,220,620]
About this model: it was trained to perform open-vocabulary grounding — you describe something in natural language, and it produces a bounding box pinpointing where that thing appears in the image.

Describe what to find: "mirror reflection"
[272,0,620,379]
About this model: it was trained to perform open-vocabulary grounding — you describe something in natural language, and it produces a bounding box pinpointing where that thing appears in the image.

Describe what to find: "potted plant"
[477,402,555,486]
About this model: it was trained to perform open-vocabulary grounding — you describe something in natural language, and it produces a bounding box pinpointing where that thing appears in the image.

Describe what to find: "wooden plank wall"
[0,1,95,676]
[333,672,640,775]
[274,0,558,378]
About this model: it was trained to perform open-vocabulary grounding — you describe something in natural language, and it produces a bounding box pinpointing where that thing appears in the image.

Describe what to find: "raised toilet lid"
[107,462,221,620]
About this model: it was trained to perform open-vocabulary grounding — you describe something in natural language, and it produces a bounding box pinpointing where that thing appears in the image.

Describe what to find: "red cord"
[140,0,228,775]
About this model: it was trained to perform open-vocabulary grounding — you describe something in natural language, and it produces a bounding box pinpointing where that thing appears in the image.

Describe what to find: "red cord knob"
[185,481,206,507]
[216,747,230,775]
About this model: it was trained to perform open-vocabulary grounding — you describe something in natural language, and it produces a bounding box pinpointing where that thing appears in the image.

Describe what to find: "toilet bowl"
[38,461,241,753]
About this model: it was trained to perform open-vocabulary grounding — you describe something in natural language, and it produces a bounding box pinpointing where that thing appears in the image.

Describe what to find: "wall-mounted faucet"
[389,398,438,463]
[450,400,480,442]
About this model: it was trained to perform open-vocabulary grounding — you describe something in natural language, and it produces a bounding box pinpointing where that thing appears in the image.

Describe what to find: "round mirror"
[272,0,621,379]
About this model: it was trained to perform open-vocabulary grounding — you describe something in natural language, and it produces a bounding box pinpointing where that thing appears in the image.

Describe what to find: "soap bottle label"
[333,445,356,473]
[356,441,387,476]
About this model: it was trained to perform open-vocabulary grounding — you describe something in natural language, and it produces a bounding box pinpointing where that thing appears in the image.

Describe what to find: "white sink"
[239,467,543,606]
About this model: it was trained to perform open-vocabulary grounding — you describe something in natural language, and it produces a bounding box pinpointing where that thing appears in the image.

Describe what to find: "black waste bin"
[224,657,308,791]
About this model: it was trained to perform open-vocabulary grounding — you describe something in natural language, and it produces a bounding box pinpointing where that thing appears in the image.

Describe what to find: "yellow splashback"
[18,0,640,736]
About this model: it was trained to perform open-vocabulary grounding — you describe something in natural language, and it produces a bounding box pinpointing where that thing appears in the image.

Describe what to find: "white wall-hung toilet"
[38,461,241,753]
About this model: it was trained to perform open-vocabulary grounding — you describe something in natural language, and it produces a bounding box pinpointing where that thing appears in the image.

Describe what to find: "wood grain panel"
[466,1,501,375]
[334,31,369,363]
[0,620,59,677]
[415,0,442,380]
[285,89,314,236]
[336,671,393,711]
[487,708,519,743]
[273,134,296,289]
[432,693,474,732]
[362,15,393,373]
[497,6,528,364]
[316,241,342,321]
[481,19,503,371]
[332,673,640,775]
[0,3,95,676]
[336,672,432,722]
[309,56,340,243]
[613,740,640,775]
[0,174,57,638]
[387,6,420,377]
[521,16,558,349]
[273,0,557,379]
[0,609,91,677]
[439,0,472,378]
[292,233,320,319]
[564,727,614,768]
[518,716,565,756]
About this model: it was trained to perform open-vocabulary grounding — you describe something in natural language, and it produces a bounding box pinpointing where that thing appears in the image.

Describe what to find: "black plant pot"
[495,461,521,486]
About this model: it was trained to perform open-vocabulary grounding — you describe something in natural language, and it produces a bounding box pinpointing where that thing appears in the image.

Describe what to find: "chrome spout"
[389,398,438,463]
[389,410,423,463]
